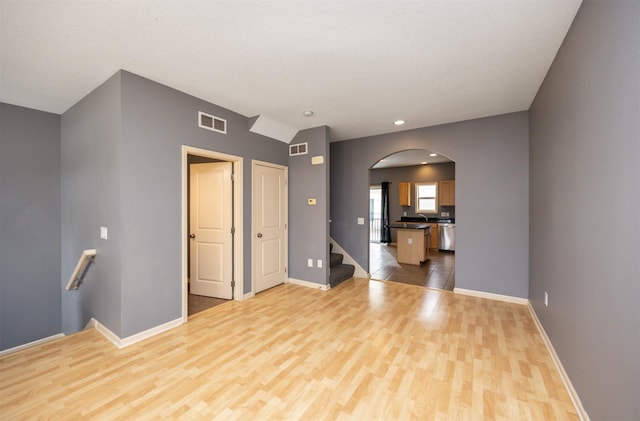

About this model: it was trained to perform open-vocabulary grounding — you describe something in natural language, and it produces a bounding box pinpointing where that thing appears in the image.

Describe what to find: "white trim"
[528,304,590,421]
[93,317,183,349]
[251,160,288,296]
[120,317,183,348]
[0,333,65,357]
[287,277,330,291]
[329,237,369,278]
[242,291,255,300]
[453,287,529,305]
[93,318,122,348]
[181,146,244,324]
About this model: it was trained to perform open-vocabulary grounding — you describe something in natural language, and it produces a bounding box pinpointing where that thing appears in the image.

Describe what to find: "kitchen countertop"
[397,218,455,224]
[388,223,431,230]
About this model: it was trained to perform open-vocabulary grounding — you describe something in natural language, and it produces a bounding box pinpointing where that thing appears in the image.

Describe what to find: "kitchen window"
[415,182,438,214]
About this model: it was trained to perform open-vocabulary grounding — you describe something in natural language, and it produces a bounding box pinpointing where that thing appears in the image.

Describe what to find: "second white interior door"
[253,162,287,294]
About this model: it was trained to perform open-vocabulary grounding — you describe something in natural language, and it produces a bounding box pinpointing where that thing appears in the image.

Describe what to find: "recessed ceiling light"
[420,161,428,165]
[394,120,405,126]
[302,110,314,117]
[380,159,386,162]
[430,153,437,157]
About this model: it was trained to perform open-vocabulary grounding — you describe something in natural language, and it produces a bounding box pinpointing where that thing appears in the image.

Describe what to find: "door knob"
[189,234,196,239]
[257,233,263,238]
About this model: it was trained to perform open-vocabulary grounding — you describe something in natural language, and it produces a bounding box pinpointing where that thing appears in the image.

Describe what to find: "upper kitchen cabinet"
[439,180,455,206]
[399,182,411,206]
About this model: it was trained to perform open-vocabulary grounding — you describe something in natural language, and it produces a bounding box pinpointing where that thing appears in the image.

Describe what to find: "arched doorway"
[368,149,456,290]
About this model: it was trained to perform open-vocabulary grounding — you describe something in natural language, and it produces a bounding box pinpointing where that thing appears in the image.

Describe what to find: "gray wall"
[61,73,123,336]
[331,112,529,298]
[529,1,640,419]
[370,162,455,242]
[0,103,61,350]
[288,126,330,285]
[118,71,287,336]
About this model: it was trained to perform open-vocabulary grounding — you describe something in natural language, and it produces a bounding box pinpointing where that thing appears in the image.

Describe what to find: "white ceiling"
[0,0,581,142]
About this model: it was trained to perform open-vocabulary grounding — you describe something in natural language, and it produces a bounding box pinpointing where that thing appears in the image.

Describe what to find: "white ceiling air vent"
[289,142,308,156]
[198,111,227,134]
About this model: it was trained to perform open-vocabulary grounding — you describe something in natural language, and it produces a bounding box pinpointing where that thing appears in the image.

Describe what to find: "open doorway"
[181,146,244,322]
[368,149,456,291]
[369,185,382,242]
[187,155,231,315]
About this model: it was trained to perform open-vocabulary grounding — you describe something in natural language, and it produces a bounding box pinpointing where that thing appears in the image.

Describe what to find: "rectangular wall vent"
[198,111,227,134]
[289,142,308,156]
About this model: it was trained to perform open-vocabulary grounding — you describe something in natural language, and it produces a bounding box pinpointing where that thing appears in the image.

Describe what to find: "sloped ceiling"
[0,0,582,141]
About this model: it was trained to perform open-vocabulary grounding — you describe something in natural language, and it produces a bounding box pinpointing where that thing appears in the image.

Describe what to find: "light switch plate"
[308,259,313,268]
[317,259,323,268]
[357,217,365,225]
[100,226,108,240]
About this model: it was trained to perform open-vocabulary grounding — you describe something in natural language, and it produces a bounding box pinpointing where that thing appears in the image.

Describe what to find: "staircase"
[329,243,355,288]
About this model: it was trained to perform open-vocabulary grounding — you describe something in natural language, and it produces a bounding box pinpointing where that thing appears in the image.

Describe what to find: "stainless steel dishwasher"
[439,222,455,251]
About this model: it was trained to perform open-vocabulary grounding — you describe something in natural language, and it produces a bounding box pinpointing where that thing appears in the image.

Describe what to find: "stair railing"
[65,249,97,290]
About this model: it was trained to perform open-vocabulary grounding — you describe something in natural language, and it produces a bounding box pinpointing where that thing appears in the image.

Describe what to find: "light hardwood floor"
[1,279,578,420]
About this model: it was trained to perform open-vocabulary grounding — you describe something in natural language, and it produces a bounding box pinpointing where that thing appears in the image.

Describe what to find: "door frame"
[181,145,244,323]
[251,159,288,295]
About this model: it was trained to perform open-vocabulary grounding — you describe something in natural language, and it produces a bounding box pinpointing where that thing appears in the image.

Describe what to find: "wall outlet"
[307,258,313,268]
[441,212,450,217]
[408,238,413,244]
[317,259,322,268]
[357,217,364,225]
[403,211,407,216]
[544,291,549,307]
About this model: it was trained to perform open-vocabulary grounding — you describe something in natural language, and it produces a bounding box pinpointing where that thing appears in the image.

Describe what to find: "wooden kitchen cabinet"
[439,180,455,206]
[429,223,439,250]
[399,182,411,207]
[396,227,430,265]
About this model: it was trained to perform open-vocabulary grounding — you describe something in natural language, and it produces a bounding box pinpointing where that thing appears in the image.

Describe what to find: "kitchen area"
[389,179,455,261]
[369,154,455,290]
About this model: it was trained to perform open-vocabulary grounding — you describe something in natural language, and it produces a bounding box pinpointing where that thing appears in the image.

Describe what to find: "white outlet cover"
[408,238,413,244]
[100,226,108,240]
[307,258,313,268]
[357,217,365,225]
[317,259,323,268]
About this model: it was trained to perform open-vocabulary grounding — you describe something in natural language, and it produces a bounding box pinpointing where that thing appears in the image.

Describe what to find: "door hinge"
[231,280,236,288]
[231,173,235,181]
[285,267,287,273]
[231,227,235,235]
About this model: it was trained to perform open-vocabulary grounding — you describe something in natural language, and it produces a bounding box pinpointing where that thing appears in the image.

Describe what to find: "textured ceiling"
[0,0,581,141]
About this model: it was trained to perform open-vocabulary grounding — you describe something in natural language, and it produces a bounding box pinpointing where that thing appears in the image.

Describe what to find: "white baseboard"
[329,237,369,278]
[0,333,65,357]
[453,287,529,305]
[528,304,589,421]
[93,317,184,349]
[288,277,330,291]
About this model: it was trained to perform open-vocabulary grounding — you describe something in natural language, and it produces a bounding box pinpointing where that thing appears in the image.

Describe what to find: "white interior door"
[190,162,233,299]
[253,162,287,294]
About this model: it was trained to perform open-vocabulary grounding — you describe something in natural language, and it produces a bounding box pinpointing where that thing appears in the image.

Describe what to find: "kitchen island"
[389,223,431,265]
